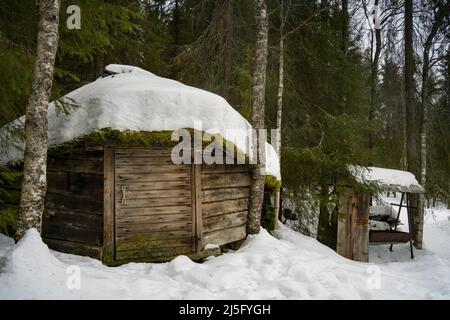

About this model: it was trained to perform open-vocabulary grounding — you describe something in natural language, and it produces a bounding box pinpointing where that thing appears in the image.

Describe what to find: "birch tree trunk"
[274,0,285,226]
[417,2,450,249]
[15,0,60,240]
[247,0,269,235]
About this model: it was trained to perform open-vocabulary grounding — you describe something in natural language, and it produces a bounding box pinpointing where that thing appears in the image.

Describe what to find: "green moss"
[265,175,282,192]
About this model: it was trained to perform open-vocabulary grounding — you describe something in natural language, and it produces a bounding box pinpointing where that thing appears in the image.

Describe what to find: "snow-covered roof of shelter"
[349,165,424,194]
[0,64,280,180]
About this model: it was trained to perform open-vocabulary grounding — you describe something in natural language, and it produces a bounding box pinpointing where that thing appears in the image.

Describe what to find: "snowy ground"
[0,203,449,299]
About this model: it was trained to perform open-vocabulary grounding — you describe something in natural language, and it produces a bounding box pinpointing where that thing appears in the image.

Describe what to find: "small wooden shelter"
[337,166,424,262]
[0,65,281,265]
[42,144,253,265]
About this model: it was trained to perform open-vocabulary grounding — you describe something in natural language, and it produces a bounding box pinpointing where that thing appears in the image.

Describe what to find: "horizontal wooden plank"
[203,211,248,233]
[116,205,192,216]
[115,196,191,208]
[44,208,103,230]
[116,212,192,224]
[202,172,251,190]
[115,246,192,261]
[115,229,192,241]
[114,188,191,200]
[115,148,173,157]
[203,225,247,247]
[116,238,192,251]
[116,221,192,235]
[46,193,103,215]
[43,238,102,260]
[118,181,190,191]
[47,172,103,199]
[115,165,190,175]
[42,222,102,246]
[47,157,103,174]
[201,187,250,203]
[201,164,251,174]
[115,156,175,166]
[116,172,191,183]
[202,198,249,217]
[48,147,104,160]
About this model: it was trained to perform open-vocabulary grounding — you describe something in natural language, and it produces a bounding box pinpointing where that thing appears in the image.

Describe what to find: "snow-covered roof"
[349,165,424,194]
[0,64,280,180]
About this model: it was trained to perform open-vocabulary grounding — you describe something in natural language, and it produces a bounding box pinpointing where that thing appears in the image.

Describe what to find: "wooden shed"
[1,65,281,265]
[336,166,424,262]
[42,144,253,265]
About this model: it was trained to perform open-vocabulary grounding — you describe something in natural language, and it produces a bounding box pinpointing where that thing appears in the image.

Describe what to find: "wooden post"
[103,146,115,263]
[337,189,369,262]
[191,150,203,252]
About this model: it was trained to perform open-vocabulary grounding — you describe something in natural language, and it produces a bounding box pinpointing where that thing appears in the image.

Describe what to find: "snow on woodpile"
[0,64,280,180]
[349,165,424,193]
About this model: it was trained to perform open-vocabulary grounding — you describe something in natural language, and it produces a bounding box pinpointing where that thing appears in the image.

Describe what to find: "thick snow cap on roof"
[349,165,424,193]
[0,64,280,180]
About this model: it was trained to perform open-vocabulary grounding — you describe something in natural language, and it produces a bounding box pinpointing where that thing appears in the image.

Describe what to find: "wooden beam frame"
[103,146,115,263]
[191,153,203,252]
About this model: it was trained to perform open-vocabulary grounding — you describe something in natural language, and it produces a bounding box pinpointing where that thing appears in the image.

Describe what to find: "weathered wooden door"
[112,147,196,262]
[336,190,370,262]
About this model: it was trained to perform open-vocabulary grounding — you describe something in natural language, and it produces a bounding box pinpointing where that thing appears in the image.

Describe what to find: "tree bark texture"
[15,0,60,240]
[247,0,269,235]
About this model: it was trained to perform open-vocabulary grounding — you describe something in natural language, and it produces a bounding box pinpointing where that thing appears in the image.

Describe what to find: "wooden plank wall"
[113,147,193,261]
[42,147,104,259]
[201,164,251,247]
[336,190,369,262]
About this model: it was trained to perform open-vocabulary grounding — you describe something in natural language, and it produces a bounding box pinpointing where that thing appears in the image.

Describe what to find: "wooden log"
[203,211,248,233]
[115,156,175,166]
[42,222,102,245]
[114,148,173,157]
[201,187,250,203]
[43,238,103,260]
[116,205,191,216]
[44,208,103,230]
[201,164,251,174]
[116,229,192,241]
[202,198,249,217]
[47,172,103,199]
[114,188,191,200]
[116,221,192,234]
[47,157,103,174]
[116,180,190,191]
[203,225,247,247]
[115,165,190,175]
[46,193,103,215]
[115,196,191,208]
[201,172,252,190]
[116,172,191,183]
[116,212,192,224]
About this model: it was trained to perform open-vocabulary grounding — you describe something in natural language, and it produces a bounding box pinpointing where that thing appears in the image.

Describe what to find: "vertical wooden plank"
[195,163,203,252]
[337,189,354,260]
[191,157,203,252]
[103,146,115,263]
[352,192,369,262]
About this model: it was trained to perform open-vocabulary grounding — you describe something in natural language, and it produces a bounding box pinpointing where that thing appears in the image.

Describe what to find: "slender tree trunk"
[417,2,450,249]
[368,0,381,155]
[247,0,269,235]
[15,0,60,241]
[404,0,420,249]
[274,0,285,227]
